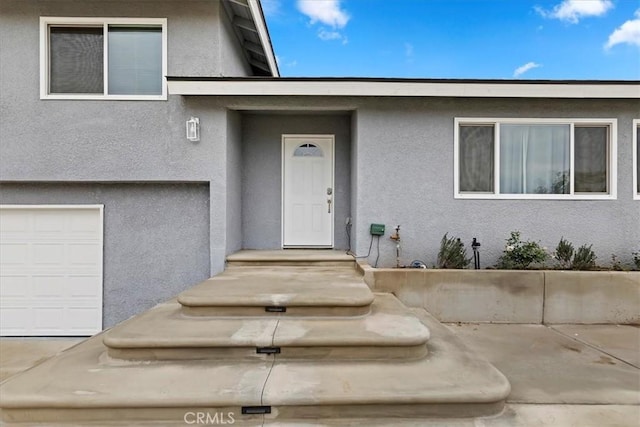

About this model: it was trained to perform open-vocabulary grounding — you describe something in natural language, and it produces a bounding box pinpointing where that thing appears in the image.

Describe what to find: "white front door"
[282,135,334,247]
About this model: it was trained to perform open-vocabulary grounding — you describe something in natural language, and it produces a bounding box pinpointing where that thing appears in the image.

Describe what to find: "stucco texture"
[0,0,247,182]
[241,113,352,250]
[352,97,640,268]
[1,0,638,273]
[0,183,211,327]
[209,96,639,268]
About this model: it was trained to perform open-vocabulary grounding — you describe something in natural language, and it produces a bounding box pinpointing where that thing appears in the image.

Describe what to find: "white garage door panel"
[0,206,103,336]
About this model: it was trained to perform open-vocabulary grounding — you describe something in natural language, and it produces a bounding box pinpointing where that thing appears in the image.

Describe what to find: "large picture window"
[40,17,167,100]
[455,118,617,199]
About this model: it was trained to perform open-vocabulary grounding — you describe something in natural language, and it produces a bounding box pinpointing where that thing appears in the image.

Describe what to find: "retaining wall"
[360,265,640,324]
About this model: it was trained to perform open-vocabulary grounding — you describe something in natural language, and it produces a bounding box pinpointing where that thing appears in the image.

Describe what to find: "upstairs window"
[40,17,167,100]
[455,118,617,200]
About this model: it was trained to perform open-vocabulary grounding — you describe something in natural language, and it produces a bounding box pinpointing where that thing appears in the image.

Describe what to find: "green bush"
[437,233,471,269]
[572,244,597,270]
[496,231,548,269]
[554,237,574,269]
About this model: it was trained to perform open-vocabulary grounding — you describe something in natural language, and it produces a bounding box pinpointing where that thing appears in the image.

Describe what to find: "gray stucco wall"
[350,111,360,253]
[241,113,352,249]
[220,4,252,77]
[226,110,243,254]
[0,183,210,327]
[352,97,640,268]
[0,0,248,182]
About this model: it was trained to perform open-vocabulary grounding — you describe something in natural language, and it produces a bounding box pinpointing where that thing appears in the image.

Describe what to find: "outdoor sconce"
[186,117,200,142]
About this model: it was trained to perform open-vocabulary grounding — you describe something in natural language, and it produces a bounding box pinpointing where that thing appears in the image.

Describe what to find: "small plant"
[437,233,471,269]
[610,254,624,271]
[554,237,574,269]
[572,244,597,270]
[496,231,548,269]
[633,251,640,270]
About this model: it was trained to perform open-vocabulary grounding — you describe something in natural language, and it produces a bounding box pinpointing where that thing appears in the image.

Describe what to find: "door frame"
[281,134,335,248]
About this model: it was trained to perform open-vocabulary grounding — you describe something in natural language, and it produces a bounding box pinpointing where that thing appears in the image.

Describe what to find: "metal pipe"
[390,225,401,268]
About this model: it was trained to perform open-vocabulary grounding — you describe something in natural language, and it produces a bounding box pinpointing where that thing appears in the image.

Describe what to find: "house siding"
[240,113,352,250]
[226,110,243,254]
[352,97,640,267]
[220,4,252,77]
[0,0,254,328]
[0,183,211,327]
[1,0,638,332]
[0,0,248,182]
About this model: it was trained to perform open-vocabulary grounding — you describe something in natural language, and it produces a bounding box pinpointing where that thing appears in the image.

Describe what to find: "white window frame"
[634,119,640,200]
[454,117,617,200]
[40,17,168,100]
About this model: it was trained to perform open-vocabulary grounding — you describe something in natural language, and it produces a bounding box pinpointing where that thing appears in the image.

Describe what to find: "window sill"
[455,193,617,201]
[40,94,167,101]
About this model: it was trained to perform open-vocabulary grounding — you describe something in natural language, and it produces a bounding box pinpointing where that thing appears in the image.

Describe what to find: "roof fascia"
[167,78,640,99]
[247,0,279,77]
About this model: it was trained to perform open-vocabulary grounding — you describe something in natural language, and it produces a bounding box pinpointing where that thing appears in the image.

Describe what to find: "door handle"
[327,198,332,214]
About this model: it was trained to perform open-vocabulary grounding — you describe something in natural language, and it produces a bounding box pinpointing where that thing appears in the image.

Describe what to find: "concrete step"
[226,249,355,267]
[178,266,374,316]
[103,294,430,361]
[0,308,510,425]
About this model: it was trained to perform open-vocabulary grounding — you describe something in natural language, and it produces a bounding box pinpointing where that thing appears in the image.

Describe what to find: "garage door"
[0,206,103,336]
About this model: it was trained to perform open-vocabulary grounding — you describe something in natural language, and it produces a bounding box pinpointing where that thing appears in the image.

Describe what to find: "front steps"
[226,249,355,267]
[178,266,374,316]
[0,250,510,425]
[103,294,430,361]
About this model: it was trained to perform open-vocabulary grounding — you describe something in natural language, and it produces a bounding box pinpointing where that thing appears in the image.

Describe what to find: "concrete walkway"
[0,338,81,382]
[445,323,640,426]
[1,323,637,426]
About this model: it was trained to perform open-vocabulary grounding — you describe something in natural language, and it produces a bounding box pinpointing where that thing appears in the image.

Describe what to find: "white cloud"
[536,0,613,24]
[606,9,640,49]
[317,28,348,44]
[297,0,350,28]
[318,29,342,41]
[261,0,281,17]
[513,62,542,77]
[275,55,297,68]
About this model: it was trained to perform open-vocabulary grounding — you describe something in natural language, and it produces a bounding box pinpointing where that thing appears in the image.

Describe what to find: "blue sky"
[262,0,640,79]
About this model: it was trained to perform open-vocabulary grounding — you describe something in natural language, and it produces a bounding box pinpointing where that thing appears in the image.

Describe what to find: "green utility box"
[370,223,385,236]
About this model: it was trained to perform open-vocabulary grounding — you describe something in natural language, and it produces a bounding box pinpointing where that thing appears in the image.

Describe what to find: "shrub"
[633,252,640,270]
[437,233,471,269]
[572,244,597,270]
[554,237,574,269]
[610,254,624,271]
[496,231,548,269]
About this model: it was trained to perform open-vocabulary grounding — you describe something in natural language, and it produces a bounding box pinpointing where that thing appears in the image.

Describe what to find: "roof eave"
[247,0,279,77]
[166,78,640,99]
